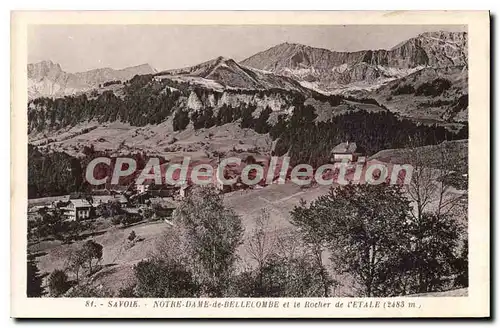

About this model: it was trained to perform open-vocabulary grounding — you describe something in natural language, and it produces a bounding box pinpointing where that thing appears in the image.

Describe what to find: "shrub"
[48,270,69,296]
[81,240,103,275]
[134,258,199,297]
[121,214,142,227]
[111,215,123,225]
[117,285,137,297]
[235,254,329,297]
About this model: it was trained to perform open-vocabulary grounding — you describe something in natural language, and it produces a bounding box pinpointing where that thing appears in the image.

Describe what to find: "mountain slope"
[28,61,156,99]
[155,56,311,93]
[241,31,467,92]
[367,66,468,122]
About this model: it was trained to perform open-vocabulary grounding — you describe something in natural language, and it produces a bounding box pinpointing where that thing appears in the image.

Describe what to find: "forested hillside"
[28,71,467,198]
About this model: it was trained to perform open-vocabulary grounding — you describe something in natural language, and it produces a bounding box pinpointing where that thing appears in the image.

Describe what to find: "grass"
[29,182,334,295]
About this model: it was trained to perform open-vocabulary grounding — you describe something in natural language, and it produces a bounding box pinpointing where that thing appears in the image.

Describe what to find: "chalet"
[63,199,92,221]
[148,197,177,208]
[91,195,114,207]
[331,141,358,162]
[115,194,129,207]
[147,184,178,197]
[91,194,128,208]
[136,181,153,194]
[147,197,178,217]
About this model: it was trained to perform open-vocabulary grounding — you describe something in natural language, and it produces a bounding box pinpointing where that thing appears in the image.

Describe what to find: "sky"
[28,25,466,73]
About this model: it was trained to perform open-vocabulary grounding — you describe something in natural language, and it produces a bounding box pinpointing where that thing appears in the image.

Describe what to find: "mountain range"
[29,31,467,97]
[241,31,467,92]
[27,31,468,123]
[28,61,156,99]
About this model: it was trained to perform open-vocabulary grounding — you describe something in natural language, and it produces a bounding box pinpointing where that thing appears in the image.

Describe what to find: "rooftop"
[332,141,357,154]
[69,199,92,208]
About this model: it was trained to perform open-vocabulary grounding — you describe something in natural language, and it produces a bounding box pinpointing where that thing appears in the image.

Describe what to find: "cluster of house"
[60,194,129,221]
[28,185,182,222]
[29,141,361,222]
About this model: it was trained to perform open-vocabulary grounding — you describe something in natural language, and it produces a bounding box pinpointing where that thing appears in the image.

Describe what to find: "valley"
[26,29,470,299]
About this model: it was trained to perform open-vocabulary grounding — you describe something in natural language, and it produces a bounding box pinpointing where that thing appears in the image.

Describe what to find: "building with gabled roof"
[331,141,359,162]
[63,199,92,221]
[91,194,128,208]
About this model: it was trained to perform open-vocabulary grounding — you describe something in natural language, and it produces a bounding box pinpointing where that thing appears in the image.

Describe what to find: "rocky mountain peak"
[240,31,467,91]
[28,61,158,99]
[121,63,157,75]
[28,60,64,79]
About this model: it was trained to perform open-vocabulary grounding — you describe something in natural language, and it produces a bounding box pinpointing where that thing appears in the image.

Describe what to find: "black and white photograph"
[10,10,490,318]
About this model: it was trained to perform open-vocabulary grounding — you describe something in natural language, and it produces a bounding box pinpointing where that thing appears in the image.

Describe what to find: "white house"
[331,141,358,162]
[63,199,92,221]
[136,182,152,194]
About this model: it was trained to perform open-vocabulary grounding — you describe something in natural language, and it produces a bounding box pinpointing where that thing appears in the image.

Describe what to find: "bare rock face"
[28,60,64,79]
[28,61,156,99]
[240,31,468,90]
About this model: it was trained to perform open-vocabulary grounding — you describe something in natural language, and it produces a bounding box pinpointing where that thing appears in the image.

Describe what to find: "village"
[27,141,367,227]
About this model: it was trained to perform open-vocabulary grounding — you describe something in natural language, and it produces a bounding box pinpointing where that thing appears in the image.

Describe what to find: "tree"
[237,231,328,297]
[27,255,44,297]
[246,210,275,274]
[173,109,190,131]
[292,184,411,297]
[134,257,199,297]
[48,269,69,296]
[453,237,468,288]
[403,140,467,293]
[64,220,84,243]
[254,106,272,133]
[403,213,463,294]
[67,248,86,284]
[245,210,276,293]
[173,186,244,296]
[81,240,103,275]
[405,138,466,221]
[97,200,122,218]
[291,199,334,297]
[65,283,113,297]
[128,230,137,241]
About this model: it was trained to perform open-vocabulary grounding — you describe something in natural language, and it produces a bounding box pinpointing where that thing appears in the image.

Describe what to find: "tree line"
[28,74,178,130]
[28,144,165,198]
[269,105,468,166]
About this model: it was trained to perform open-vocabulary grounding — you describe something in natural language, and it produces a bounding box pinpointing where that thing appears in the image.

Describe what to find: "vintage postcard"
[11,11,490,318]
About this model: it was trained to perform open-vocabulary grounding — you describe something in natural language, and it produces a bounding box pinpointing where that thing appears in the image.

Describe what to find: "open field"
[29,181,340,295]
[30,121,272,160]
